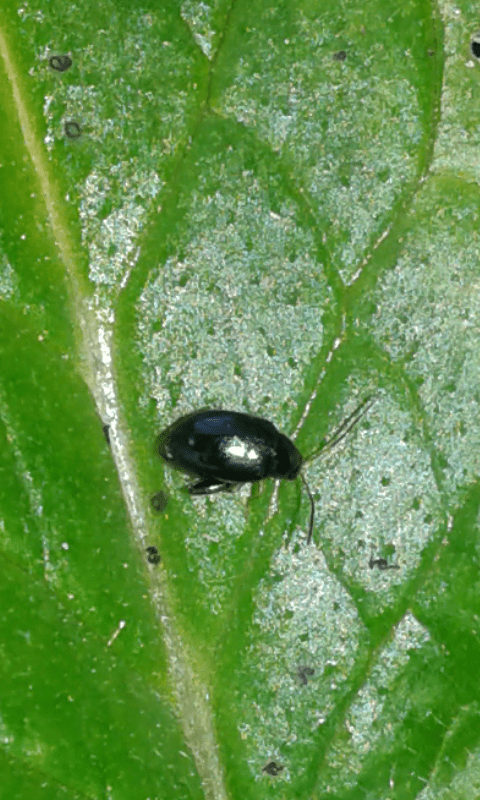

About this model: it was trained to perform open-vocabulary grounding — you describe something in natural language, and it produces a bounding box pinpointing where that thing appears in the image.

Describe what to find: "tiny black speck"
[146,546,161,565]
[369,555,399,571]
[262,762,284,776]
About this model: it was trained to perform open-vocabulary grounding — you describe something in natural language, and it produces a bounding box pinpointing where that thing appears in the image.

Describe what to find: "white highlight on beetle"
[221,437,266,467]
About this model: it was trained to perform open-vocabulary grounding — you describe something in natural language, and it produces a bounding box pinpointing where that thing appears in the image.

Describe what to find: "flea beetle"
[157,399,373,545]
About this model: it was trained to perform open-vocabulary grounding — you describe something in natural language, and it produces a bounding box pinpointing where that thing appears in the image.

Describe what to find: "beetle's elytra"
[157,399,374,545]
[158,409,302,486]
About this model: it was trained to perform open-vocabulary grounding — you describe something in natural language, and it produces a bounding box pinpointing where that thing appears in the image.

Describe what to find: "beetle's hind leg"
[187,478,237,495]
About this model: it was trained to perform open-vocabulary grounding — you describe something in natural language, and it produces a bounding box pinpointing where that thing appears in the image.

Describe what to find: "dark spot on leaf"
[49,55,72,72]
[369,554,400,571]
[377,168,391,183]
[146,546,161,565]
[64,121,81,139]
[151,491,168,513]
[262,762,284,776]
[297,666,315,686]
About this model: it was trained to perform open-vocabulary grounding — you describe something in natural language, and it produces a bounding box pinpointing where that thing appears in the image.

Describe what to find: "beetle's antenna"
[306,394,376,462]
[300,394,376,545]
[299,472,315,545]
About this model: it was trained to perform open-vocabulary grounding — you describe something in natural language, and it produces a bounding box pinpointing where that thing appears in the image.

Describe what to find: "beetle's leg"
[299,472,315,545]
[187,478,237,495]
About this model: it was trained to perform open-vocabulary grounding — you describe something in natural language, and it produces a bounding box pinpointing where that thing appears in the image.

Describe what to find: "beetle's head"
[273,434,303,480]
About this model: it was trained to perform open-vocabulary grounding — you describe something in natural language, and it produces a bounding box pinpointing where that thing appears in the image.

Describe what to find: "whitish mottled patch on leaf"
[433,0,480,180]
[79,169,161,288]
[0,252,18,300]
[137,172,329,425]
[238,546,362,776]
[306,394,442,604]
[181,0,216,59]
[370,183,480,498]
[318,612,432,793]
[216,5,423,282]
[32,8,196,292]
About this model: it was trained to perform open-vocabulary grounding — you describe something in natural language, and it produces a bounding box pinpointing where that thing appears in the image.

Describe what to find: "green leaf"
[1,0,480,797]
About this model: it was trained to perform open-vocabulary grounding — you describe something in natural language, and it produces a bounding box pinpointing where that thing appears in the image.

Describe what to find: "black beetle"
[157,400,373,545]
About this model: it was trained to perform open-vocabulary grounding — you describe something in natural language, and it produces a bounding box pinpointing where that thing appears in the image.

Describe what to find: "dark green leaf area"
[0,748,85,800]
[401,486,480,794]
[0,60,74,347]
[368,178,480,500]
[0,559,202,799]
[415,484,480,695]
[0,313,166,672]
[313,641,457,797]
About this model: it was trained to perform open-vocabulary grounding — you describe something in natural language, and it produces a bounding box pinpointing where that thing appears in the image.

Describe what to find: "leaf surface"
[1,0,480,798]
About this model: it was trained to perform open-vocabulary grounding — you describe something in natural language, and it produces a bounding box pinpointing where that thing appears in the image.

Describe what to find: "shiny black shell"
[157,409,302,491]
